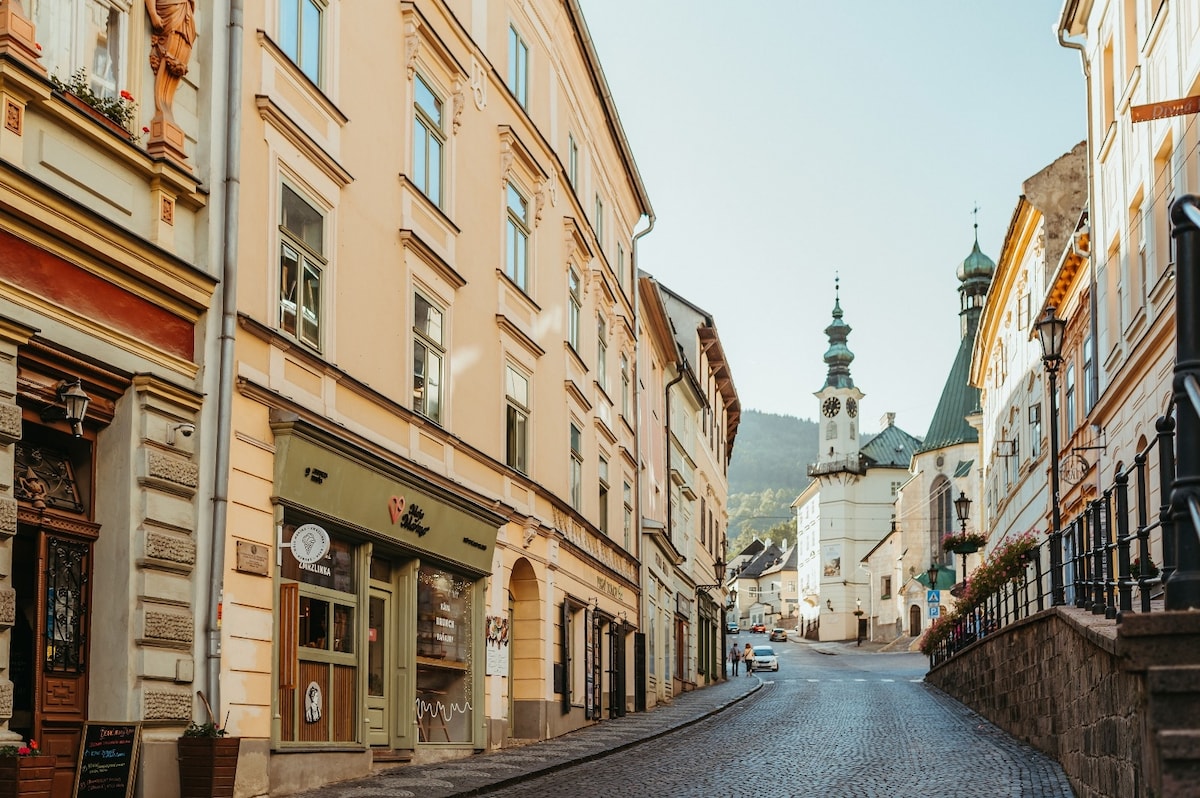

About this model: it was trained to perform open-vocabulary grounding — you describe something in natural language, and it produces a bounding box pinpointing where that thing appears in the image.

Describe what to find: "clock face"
[846,398,858,418]
[822,397,841,418]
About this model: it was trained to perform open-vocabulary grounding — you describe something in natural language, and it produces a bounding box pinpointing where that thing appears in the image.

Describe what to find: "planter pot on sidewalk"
[0,757,55,798]
[177,737,241,798]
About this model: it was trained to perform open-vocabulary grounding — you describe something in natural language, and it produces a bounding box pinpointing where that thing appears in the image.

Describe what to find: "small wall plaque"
[236,541,270,575]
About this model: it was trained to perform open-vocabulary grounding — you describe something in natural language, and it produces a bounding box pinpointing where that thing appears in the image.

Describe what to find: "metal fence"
[928,194,1200,667]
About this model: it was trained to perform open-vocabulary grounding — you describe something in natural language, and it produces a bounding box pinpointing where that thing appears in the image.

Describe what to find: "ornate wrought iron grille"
[45,537,88,673]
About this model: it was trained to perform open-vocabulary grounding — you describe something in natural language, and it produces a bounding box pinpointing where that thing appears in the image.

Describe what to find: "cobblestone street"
[296,637,1075,798]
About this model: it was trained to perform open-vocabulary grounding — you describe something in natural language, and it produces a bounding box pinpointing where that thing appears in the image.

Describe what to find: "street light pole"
[1038,307,1067,606]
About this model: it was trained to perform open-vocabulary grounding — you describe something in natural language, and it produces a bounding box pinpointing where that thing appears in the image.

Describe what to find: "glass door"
[366,588,391,747]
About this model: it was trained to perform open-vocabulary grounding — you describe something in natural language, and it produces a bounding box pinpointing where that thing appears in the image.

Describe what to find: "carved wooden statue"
[145,0,196,124]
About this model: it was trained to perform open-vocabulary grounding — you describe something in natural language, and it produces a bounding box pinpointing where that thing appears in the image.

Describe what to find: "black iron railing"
[928,194,1200,666]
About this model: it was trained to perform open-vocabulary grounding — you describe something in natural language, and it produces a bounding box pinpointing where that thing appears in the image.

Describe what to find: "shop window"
[278,524,358,744]
[416,566,474,743]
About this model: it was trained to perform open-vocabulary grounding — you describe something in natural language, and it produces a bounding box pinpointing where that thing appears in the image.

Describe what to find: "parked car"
[749,644,779,672]
[769,627,788,642]
[750,623,766,634]
[726,622,740,634]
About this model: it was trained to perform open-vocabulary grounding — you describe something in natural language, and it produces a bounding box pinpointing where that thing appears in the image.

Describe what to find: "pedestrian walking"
[729,643,741,675]
[743,642,755,675]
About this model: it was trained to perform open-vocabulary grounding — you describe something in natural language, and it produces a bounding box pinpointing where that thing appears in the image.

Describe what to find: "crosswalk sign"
[927,590,940,604]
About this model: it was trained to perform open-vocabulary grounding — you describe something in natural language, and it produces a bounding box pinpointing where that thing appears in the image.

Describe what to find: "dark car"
[751,623,766,634]
[769,627,788,642]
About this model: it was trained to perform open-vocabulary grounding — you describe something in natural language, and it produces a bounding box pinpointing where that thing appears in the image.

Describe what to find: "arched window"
[929,475,953,567]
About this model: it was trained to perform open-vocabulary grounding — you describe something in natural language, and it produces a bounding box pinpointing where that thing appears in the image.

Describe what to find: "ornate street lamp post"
[953,491,973,588]
[1037,307,1067,606]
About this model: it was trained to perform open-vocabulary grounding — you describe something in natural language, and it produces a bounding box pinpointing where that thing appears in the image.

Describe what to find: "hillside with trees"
[726,410,818,554]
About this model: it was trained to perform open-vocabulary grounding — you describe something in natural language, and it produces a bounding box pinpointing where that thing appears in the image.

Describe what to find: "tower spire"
[823,276,855,389]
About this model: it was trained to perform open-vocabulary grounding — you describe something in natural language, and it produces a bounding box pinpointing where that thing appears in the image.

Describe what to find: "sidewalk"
[294,677,761,798]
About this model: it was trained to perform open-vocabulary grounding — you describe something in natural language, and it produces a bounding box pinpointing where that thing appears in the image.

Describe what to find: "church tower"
[812,278,865,472]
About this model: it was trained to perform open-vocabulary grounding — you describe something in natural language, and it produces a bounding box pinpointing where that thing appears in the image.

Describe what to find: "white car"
[749,644,779,672]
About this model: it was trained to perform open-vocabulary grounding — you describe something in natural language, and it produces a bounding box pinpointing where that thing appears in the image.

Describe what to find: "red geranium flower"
[119,90,134,101]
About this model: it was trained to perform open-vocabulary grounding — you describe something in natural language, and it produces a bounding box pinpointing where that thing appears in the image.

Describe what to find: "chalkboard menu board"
[73,722,141,798]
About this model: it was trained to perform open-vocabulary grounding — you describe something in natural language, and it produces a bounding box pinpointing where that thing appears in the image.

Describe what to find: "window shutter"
[279,582,299,689]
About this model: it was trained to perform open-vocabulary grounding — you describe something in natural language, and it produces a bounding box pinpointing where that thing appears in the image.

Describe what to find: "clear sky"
[577,2,1086,438]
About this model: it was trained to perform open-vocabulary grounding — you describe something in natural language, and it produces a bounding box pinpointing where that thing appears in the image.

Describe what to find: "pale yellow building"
[222,0,652,793]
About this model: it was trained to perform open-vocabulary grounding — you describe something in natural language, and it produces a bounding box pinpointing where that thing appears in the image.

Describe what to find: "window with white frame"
[1065,363,1076,434]
[594,195,604,248]
[568,134,578,187]
[1028,404,1041,459]
[280,0,323,85]
[1083,336,1096,414]
[413,293,444,423]
[413,73,445,207]
[507,25,528,107]
[35,0,127,103]
[506,182,530,290]
[598,455,609,533]
[623,481,632,549]
[505,365,529,473]
[569,422,583,510]
[620,353,630,418]
[279,185,325,350]
[596,314,608,391]
[567,268,581,351]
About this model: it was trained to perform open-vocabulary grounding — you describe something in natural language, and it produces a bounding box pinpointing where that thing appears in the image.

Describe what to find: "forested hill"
[726,410,819,549]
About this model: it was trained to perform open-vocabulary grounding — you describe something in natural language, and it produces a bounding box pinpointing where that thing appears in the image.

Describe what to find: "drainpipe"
[207,0,244,721]
[631,212,654,549]
[1058,2,1098,416]
[664,367,683,545]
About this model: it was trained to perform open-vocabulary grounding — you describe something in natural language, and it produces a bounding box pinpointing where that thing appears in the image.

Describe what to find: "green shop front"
[271,423,503,760]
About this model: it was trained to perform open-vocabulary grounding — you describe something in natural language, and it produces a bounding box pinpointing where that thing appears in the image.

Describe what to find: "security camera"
[168,423,196,444]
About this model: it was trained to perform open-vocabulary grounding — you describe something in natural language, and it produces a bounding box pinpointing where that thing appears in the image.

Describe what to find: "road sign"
[929,605,941,618]
[927,590,940,604]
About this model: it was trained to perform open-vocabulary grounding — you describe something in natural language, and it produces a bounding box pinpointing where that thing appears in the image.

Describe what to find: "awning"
[915,567,957,591]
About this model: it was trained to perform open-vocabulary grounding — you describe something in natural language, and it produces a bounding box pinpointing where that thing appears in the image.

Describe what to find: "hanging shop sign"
[282,523,330,566]
[1131,94,1200,123]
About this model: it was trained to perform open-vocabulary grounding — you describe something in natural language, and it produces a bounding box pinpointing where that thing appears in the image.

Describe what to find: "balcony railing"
[807,455,867,478]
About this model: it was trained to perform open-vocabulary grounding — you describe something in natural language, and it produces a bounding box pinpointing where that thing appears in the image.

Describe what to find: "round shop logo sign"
[291,524,330,565]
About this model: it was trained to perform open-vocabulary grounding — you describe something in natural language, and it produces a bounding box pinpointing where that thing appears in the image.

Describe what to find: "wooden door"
[365,589,391,747]
[13,529,92,798]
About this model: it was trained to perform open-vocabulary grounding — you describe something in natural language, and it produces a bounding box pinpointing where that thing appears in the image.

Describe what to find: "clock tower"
[812,279,865,473]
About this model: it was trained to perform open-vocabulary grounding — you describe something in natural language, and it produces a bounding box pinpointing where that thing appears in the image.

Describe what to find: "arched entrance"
[909,604,922,637]
[507,558,541,741]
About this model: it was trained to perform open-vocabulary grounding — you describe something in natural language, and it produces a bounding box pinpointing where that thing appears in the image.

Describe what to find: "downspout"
[631,213,654,557]
[664,366,683,545]
[207,0,244,719]
[1058,2,1097,409]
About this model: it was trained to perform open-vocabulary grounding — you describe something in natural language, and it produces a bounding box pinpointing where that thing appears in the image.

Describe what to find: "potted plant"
[177,692,240,798]
[0,739,53,798]
[1131,556,1160,580]
[48,68,145,142]
[941,530,989,555]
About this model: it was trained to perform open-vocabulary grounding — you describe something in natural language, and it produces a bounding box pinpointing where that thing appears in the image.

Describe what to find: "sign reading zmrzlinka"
[73,721,141,798]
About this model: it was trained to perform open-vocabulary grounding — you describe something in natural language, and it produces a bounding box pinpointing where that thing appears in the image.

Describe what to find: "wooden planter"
[59,91,133,140]
[0,757,55,798]
[177,737,241,798]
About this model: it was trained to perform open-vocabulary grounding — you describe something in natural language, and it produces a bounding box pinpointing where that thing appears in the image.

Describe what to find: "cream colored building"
[1055,0,1199,568]
[215,0,656,793]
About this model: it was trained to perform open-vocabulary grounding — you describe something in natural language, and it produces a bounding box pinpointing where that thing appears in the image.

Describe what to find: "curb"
[445,680,764,796]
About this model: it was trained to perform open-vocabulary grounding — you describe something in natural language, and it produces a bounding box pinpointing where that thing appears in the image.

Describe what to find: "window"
[623,481,633,549]
[507,25,528,107]
[505,183,530,289]
[1029,404,1042,459]
[569,422,583,510]
[1083,336,1096,414]
[929,476,953,567]
[413,74,444,207]
[568,134,578,187]
[1018,293,1031,330]
[280,525,358,743]
[413,293,444,422]
[1065,363,1076,434]
[1008,433,1020,484]
[35,1,127,104]
[620,354,630,418]
[567,269,581,351]
[598,456,609,533]
[596,314,608,391]
[280,0,323,85]
[416,566,475,743]
[505,366,529,473]
[594,195,604,248]
[880,575,892,599]
[279,185,325,350]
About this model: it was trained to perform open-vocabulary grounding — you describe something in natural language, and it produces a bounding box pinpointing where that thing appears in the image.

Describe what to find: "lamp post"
[927,562,940,591]
[1037,306,1067,606]
[696,554,728,678]
[953,491,973,589]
